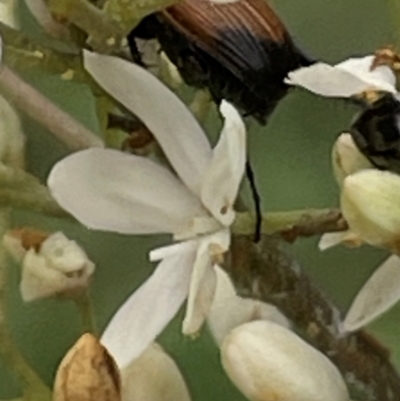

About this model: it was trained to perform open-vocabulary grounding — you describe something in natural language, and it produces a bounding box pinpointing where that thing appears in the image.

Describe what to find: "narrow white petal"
[48,148,206,235]
[286,59,396,98]
[343,255,400,332]
[201,101,246,226]
[101,251,195,368]
[182,230,230,335]
[84,51,212,196]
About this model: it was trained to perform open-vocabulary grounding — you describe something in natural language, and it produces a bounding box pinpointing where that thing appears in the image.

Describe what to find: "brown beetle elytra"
[128,0,312,124]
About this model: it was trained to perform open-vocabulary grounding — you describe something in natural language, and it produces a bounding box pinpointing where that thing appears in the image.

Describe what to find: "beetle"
[128,0,312,124]
[350,92,400,174]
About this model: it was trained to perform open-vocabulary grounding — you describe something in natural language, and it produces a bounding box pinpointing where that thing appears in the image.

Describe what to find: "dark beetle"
[128,0,312,124]
[350,93,400,174]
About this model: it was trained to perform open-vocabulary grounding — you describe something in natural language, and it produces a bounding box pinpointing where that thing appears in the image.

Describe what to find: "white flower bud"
[341,169,400,250]
[121,343,191,401]
[208,266,290,345]
[7,231,95,302]
[332,133,372,186]
[0,0,19,28]
[0,95,26,169]
[221,321,349,401]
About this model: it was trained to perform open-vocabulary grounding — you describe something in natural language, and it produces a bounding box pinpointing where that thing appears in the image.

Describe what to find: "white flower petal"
[336,56,396,92]
[318,230,363,251]
[343,255,400,332]
[182,230,230,335]
[48,148,207,235]
[84,51,212,195]
[318,232,349,250]
[101,251,195,368]
[201,101,246,226]
[150,239,199,262]
[208,266,290,345]
[287,57,396,98]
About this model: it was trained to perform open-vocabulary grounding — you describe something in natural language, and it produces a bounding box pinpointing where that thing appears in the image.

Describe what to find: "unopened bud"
[208,266,290,345]
[4,230,95,301]
[0,0,19,28]
[0,95,26,169]
[332,133,372,185]
[341,169,400,251]
[121,343,191,401]
[53,333,121,401]
[221,321,349,401]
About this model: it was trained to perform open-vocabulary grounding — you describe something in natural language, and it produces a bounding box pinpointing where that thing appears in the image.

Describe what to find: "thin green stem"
[75,292,97,335]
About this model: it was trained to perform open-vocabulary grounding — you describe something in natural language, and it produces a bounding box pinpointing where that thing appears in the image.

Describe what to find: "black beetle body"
[351,93,400,174]
[128,0,312,124]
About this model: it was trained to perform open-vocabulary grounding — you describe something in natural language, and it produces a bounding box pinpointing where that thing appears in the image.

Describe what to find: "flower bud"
[53,333,121,401]
[221,321,349,401]
[0,0,19,28]
[4,229,95,301]
[341,169,400,250]
[208,266,290,345]
[332,133,372,186]
[121,343,191,401]
[0,95,26,169]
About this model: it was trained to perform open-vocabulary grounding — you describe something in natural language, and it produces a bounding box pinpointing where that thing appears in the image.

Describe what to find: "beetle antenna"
[245,159,262,242]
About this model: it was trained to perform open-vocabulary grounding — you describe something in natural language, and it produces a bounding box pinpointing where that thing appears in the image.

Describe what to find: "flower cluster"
[47,50,351,400]
[288,55,400,331]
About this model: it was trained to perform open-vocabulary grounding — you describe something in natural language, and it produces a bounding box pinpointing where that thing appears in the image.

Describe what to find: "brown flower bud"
[53,333,121,401]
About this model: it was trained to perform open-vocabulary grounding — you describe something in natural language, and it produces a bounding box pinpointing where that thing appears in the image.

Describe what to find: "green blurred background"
[1,0,399,399]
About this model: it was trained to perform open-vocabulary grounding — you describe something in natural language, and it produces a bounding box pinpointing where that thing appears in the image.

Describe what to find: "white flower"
[48,51,246,368]
[286,55,396,98]
[4,231,95,302]
[121,343,191,401]
[221,321,349,401]
[208,266,290,345]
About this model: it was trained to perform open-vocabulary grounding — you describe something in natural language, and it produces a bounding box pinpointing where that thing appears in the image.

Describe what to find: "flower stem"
[233,208,347,240]
[75,292,97,335]
[0,211,52,401]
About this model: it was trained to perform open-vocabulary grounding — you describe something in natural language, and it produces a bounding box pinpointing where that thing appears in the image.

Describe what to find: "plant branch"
[226,235,400,401]
[0,65,103,150]
[233,208,347,241]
